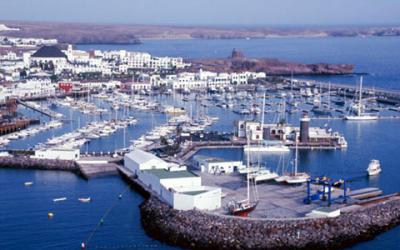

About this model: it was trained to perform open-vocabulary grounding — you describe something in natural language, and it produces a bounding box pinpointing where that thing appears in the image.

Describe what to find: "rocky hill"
[186,49,354,75]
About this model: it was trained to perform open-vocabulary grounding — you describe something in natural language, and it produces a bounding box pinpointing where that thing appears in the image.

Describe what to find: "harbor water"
[1,37,400,249]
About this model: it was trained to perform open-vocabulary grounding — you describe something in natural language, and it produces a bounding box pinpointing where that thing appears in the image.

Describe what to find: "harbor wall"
[0,156,79,173]
[140,194,400,250]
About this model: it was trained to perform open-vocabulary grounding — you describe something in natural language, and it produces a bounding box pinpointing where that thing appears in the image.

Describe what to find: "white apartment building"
[10,78,56,98]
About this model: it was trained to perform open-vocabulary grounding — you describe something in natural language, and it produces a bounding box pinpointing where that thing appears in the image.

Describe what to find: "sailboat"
[229,135,258,217]
[277,139,310,184]
[344,76,378,121]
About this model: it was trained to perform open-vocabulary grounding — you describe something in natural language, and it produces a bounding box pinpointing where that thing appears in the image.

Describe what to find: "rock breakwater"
[0,156,78,172]
[140,195,400,250]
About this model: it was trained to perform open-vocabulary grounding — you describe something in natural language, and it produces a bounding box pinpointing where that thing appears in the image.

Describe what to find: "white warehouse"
[193,155,245,174]
[124,149,221,211]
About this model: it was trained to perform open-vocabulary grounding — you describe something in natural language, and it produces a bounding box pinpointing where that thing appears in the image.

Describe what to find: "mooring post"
[328,183,332,206]
[306,180,311,204]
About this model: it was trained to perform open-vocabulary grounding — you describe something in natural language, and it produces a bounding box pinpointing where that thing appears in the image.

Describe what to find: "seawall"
[140,195,400,250]
[0,156,79,173]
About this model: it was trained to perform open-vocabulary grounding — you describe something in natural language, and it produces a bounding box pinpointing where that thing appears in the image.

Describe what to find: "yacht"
[367,159,381,176]
[345,76,378,121]
[277,140,310,184]
[249,168,279,182]
[228,136,258,217]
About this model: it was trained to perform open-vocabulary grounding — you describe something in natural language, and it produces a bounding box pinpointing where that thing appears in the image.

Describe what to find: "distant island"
[1,21,400,44]
[186,49,354,75]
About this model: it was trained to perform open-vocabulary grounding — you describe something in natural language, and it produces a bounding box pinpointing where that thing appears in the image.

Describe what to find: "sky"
[1,0,400,27]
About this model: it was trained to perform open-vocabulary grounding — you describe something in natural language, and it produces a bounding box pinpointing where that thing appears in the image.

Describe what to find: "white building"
[237,120,264,141]
[124,149,221,210]
[29,46,68,71]
[10,78,56,98]
[124,148,170,174]
[32,148,80,160]
[193,155,245,174]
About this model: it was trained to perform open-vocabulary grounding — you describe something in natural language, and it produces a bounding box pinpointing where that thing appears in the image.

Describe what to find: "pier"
[16,99,61,118]
[76,156,122,179]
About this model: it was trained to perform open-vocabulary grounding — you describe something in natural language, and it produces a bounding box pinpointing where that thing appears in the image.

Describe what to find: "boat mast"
[294,136,298,175]
[246,131,250,202]
[358,76,363,116]
[328,82,331,110]
[261,91,266,130]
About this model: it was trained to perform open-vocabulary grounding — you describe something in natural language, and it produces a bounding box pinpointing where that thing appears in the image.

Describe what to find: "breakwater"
[140,195,400,250]
[0,156,79,173]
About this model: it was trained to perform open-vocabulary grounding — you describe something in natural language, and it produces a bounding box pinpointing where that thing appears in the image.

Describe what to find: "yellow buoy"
[48,212,54,218]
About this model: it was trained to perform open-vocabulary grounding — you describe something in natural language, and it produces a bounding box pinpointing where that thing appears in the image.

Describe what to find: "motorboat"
[367,159,381,176]
[53,197,67,202]
[78,197,91,203]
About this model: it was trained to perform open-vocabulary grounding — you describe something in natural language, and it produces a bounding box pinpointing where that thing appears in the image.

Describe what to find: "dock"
[16,99,61,118]
[76,156,122,178]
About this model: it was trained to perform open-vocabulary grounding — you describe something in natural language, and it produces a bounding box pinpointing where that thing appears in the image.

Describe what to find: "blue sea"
[78,37,400,90]
[0,37,400,249]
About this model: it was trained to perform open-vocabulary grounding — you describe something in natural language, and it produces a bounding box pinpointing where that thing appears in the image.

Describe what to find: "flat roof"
[125,148,163,165]
[145,169,198,179]
[182,190,208,196]
[194,155,240,164]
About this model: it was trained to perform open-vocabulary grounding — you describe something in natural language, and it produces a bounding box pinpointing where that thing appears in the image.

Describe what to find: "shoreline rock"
[0,156,79,173]
[186,49,354,75]
[140,195,400,250]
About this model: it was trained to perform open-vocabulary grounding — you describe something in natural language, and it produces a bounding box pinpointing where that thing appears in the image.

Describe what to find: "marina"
[1,33,400,249]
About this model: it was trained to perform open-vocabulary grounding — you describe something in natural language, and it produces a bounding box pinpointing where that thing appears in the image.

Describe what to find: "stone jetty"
[0,156,79,172]
[140,195,400,250]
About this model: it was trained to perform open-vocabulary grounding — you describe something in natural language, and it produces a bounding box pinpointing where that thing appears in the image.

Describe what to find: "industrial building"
[193,155,245,174]
[124,148,221,211]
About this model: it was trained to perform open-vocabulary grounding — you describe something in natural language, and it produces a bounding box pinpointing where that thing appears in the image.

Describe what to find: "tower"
[300,115,310,143]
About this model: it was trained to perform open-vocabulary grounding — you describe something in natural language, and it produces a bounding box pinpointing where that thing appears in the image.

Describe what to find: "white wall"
[160,177,201,190]
[32,149,80,160]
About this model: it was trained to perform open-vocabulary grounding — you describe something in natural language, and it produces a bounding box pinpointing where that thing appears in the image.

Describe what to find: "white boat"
[278,140,310,184]
[274,175,288,183]
[344,76,379,121]
[7,134,20,140]
[367,159,381,176]
[285,172,310,184]
[24,181,33,186]
[228,135,258,217]
[53,197,67,202]
[78,197,91,203]
[250,169,279,182]
[344,114,378,121]
[244,141,290,153]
